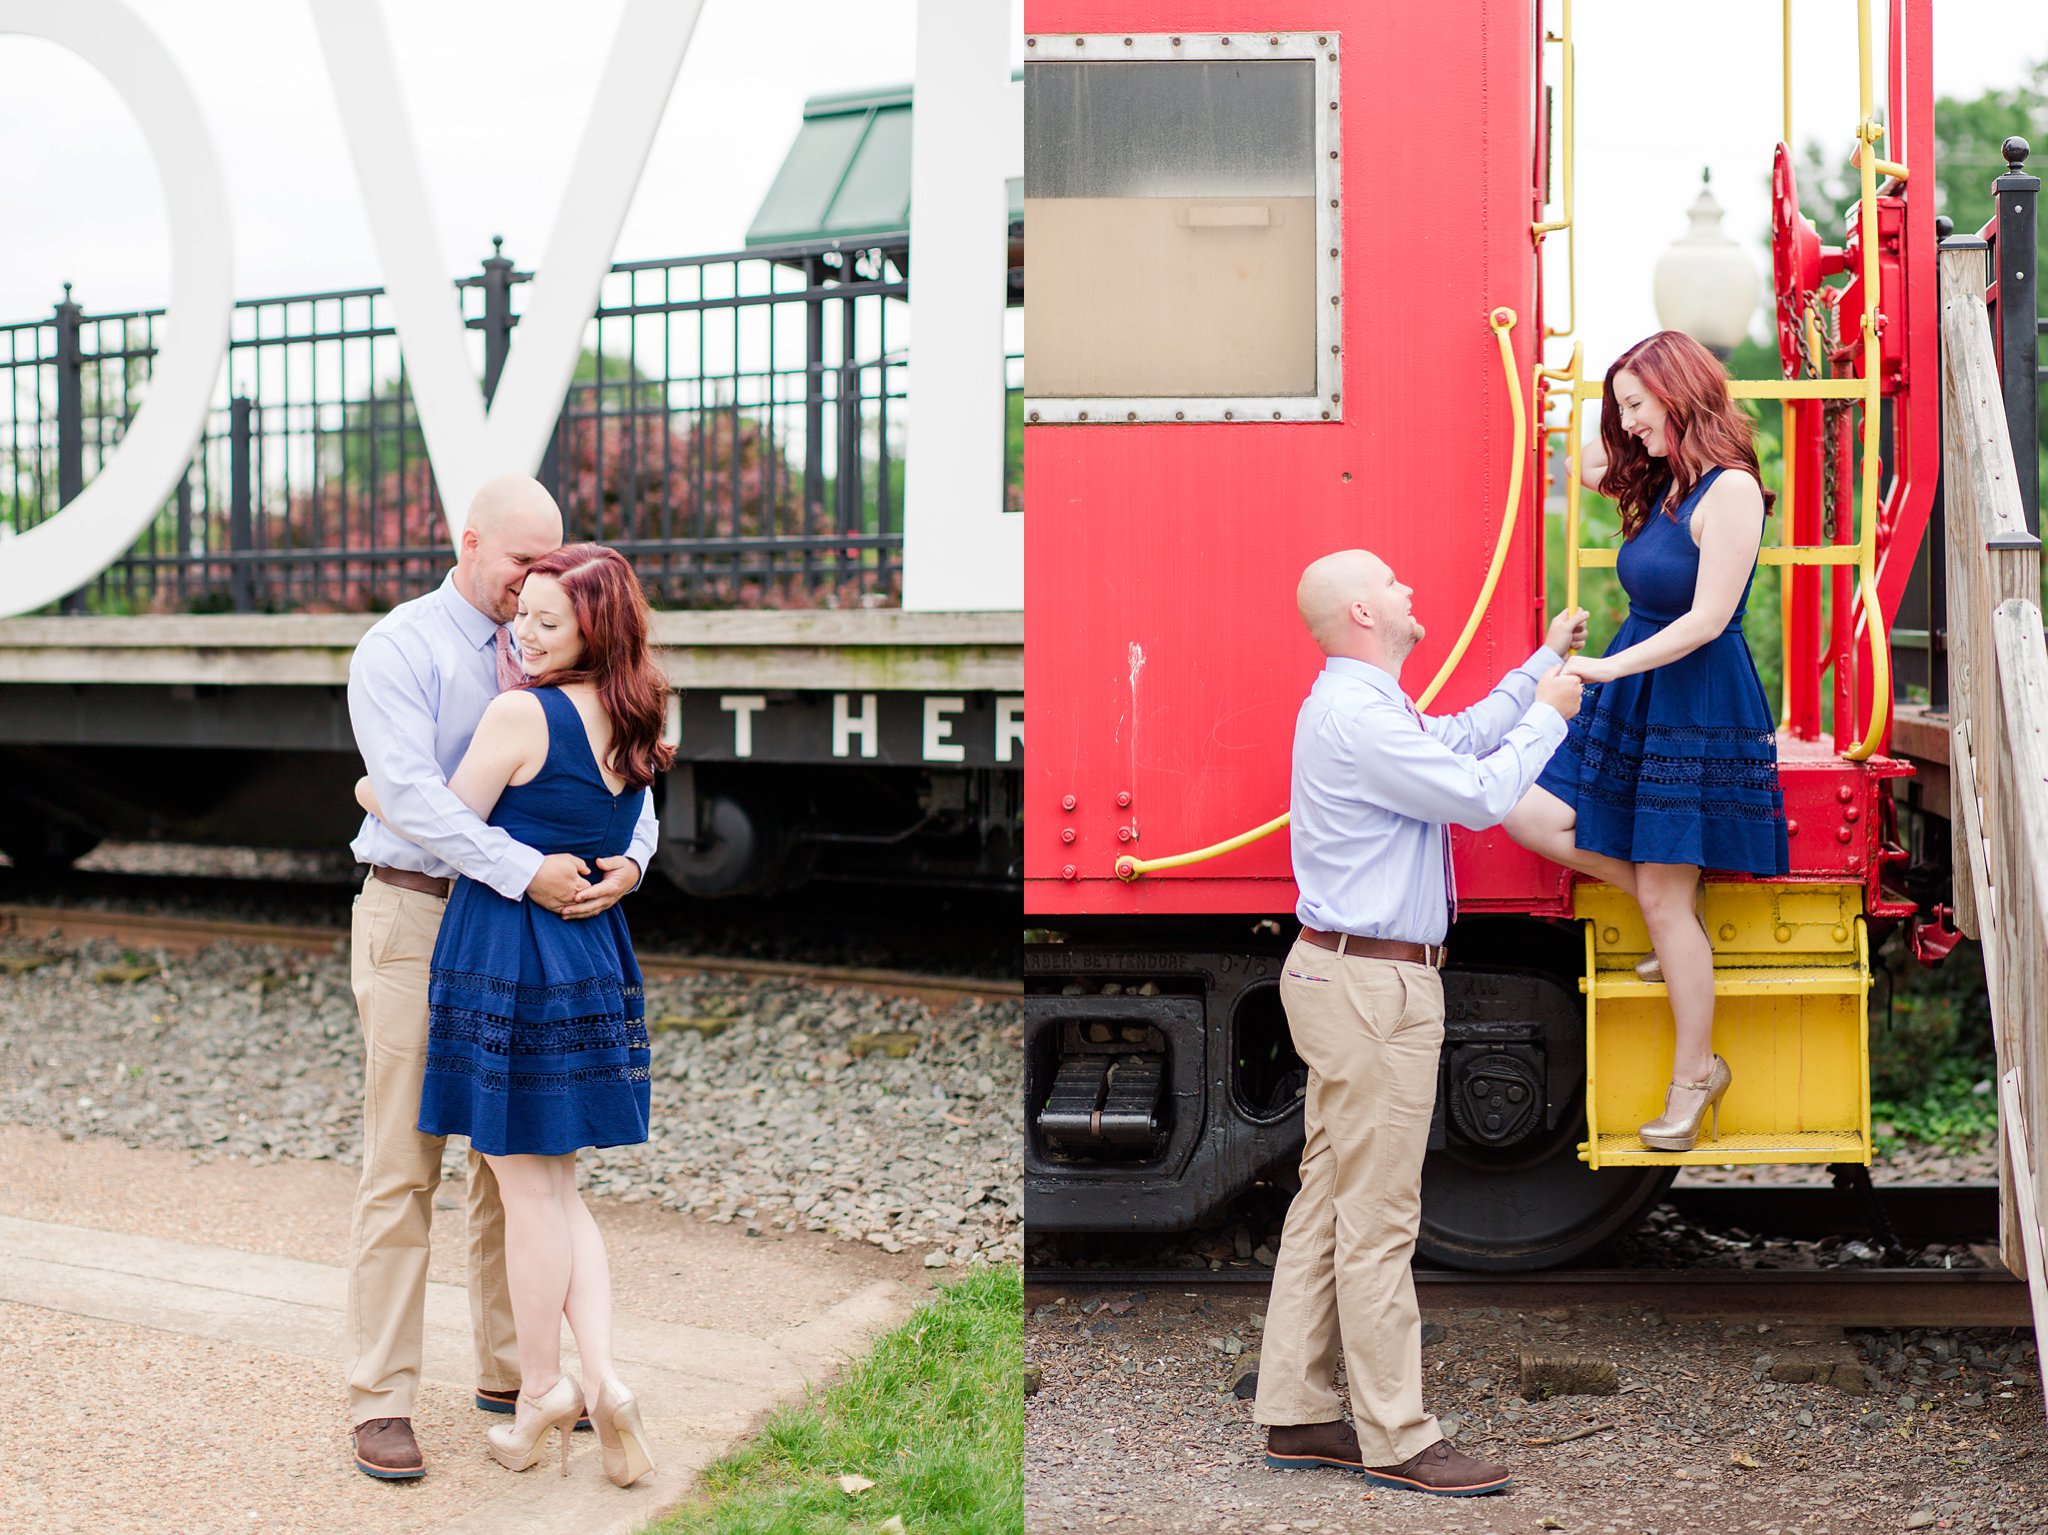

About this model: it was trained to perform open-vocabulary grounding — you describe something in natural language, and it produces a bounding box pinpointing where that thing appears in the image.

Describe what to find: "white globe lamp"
[1652,169,1759,359]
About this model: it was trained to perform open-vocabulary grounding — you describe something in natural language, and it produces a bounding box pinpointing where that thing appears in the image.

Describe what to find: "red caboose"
[1024,0,1944,1268]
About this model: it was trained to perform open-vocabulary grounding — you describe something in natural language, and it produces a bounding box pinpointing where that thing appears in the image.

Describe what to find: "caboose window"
[1023,33,1341,423]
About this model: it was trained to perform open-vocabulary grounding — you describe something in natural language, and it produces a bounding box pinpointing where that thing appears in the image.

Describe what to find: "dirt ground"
[1024,1286,2048,1535]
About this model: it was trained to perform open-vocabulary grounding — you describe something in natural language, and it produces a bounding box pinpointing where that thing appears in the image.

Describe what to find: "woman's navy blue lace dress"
[1535,466,1790,874]
[417,685,651,1156]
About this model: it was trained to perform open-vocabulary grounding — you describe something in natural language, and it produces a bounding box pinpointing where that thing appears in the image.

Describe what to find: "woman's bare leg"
[557,1162,619,1410]
[1503,784,1641,897]
[1637,861,1714,1083]
[486,1152,573,1409]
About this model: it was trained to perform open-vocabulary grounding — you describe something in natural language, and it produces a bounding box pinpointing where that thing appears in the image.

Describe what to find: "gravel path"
[1025,1288,2048,1533]
[0,927,1021,1268]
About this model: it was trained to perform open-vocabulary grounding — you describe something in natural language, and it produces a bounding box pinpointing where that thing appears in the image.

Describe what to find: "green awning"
[746,82,1025,247]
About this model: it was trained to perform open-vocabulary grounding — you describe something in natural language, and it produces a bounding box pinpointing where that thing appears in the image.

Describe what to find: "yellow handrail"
[1782,0,1792,144]
[1419,309,1530,702]
[1533,0,1575,339]
[1114,308,1531,882]
[1845,0,1890,759]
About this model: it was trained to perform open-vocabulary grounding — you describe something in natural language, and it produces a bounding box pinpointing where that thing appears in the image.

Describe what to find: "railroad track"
[0,902,1019,1008]
[1026,1266,2030,1328]
[1030,1185,2025,1326]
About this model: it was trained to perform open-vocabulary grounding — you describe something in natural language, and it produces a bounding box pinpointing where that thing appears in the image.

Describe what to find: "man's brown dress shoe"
[1362,1437,1511,1496]
[1263,1419,1364,1472]
[352,1416,425,1480]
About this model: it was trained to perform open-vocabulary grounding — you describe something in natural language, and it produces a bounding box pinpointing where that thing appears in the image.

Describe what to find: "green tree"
[1933,61,2048,498]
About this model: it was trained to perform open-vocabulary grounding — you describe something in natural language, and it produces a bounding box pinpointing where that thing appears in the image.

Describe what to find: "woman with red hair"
[1505,330,1789,1152]
[356,541,671,1487]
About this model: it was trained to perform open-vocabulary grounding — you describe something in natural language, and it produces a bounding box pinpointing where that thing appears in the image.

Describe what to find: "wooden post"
[1995,600,2048,1253]
[1939,246,2046,1280]
[1940,247,1987,940]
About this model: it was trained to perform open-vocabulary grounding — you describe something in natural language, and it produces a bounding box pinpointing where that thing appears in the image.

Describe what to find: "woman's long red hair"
[519,543,674,792]
[1599,329,1776,539]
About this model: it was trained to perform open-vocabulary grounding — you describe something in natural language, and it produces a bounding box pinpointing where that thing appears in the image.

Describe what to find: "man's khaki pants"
[345,873,519,1425]
[1253,937,1445,1467]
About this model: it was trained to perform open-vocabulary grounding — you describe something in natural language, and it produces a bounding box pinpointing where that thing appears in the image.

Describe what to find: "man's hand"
[1534,664,1583,722]
[561,856,640,920]
[525,852,592,912]
[1545,605,1589,657]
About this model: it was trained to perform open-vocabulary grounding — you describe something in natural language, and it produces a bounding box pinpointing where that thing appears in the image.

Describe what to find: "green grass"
[643,1265,1023,1535]
[1871,1053,2000,1158]
[1869,936,1999,1157]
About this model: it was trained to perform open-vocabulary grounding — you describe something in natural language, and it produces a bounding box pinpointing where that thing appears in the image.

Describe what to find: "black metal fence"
[0,233,1021,614]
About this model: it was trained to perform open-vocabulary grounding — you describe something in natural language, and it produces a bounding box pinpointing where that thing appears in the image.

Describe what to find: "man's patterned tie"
[493,626,525,694]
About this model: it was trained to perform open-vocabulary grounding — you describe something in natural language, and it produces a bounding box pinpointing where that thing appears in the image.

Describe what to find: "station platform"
[0,609,1022,692]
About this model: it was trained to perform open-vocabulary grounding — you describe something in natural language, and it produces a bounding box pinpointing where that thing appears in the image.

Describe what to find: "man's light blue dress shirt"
[348,572,658,902]
[1291,649,1567,945]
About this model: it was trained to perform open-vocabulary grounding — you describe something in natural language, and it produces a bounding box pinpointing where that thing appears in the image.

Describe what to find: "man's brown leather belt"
[372,866,452,899]
[1299,928,1447,968]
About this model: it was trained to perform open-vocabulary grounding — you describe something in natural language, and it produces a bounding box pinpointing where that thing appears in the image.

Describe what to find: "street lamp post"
[1652,168,1760,360]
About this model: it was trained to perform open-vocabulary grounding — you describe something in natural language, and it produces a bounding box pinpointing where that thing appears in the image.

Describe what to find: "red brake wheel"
[1772,142,1822,377]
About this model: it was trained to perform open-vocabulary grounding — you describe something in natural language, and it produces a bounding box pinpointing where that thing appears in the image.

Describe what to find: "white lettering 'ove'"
[0,1,1023,616]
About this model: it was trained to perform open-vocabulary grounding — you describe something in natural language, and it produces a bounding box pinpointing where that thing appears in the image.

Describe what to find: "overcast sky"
[1562,0,2045,381]
[0,2,2040,382]
[0,0,1024,321]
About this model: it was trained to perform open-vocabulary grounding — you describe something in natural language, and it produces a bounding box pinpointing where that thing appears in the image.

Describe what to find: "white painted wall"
[901,2,1024,613]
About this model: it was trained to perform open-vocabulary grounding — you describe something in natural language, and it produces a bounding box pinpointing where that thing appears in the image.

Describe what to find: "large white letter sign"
[902,1,1023,612]
[310,0,703,545]
[0,0,233,619]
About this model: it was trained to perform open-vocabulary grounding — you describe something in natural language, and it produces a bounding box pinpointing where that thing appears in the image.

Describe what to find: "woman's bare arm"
[358,691,546,839]
[445,689,549,823]
[1580,434,1609,496]
[1566,471,1766,683]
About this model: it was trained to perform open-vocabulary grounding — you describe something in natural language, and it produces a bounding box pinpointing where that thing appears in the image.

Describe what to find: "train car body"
[1023,0,1945,1267]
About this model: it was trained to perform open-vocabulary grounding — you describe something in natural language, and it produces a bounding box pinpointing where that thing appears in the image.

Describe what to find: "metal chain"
[1816,299,1844,542]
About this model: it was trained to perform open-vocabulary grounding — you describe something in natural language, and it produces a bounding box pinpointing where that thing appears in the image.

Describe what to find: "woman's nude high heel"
[593,1376,656,1488]
[488,1373,583,1475]
[1638,1054,1732,1152]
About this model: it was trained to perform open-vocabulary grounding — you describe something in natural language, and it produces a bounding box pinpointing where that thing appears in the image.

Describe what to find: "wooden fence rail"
[1939,246,2048,1390]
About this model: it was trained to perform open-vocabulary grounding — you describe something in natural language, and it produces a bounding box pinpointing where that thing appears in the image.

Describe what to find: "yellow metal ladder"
[1575,882,1873,1168]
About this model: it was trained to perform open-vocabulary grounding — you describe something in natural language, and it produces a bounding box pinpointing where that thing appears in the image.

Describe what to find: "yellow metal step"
[1583,1129,1868,1168]
[1586,967,1866,1000]
[1575,881,1872,1171]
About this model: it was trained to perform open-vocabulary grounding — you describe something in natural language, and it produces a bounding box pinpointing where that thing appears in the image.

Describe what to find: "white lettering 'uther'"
[833,694,878,759]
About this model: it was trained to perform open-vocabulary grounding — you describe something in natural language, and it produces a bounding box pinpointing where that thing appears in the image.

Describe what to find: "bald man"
[342,474,657,1479]
[1256,550,1583,1499]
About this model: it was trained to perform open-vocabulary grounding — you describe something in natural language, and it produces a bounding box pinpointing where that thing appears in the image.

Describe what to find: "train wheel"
[1418,1095,1674,1272]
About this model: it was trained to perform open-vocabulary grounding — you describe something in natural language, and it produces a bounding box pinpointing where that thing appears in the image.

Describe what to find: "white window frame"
[1022,30,1343,426]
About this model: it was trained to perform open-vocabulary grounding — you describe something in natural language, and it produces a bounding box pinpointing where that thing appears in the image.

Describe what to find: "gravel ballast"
[0,928,1020,1268]
[1026,1288,2048,1533]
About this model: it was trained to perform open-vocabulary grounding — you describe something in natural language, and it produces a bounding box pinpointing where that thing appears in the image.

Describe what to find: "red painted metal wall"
[1024,0,1553,918]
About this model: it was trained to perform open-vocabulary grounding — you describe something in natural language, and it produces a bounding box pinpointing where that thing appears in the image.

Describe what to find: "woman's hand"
[1564,654,1616,685]
[354,775,383,819]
